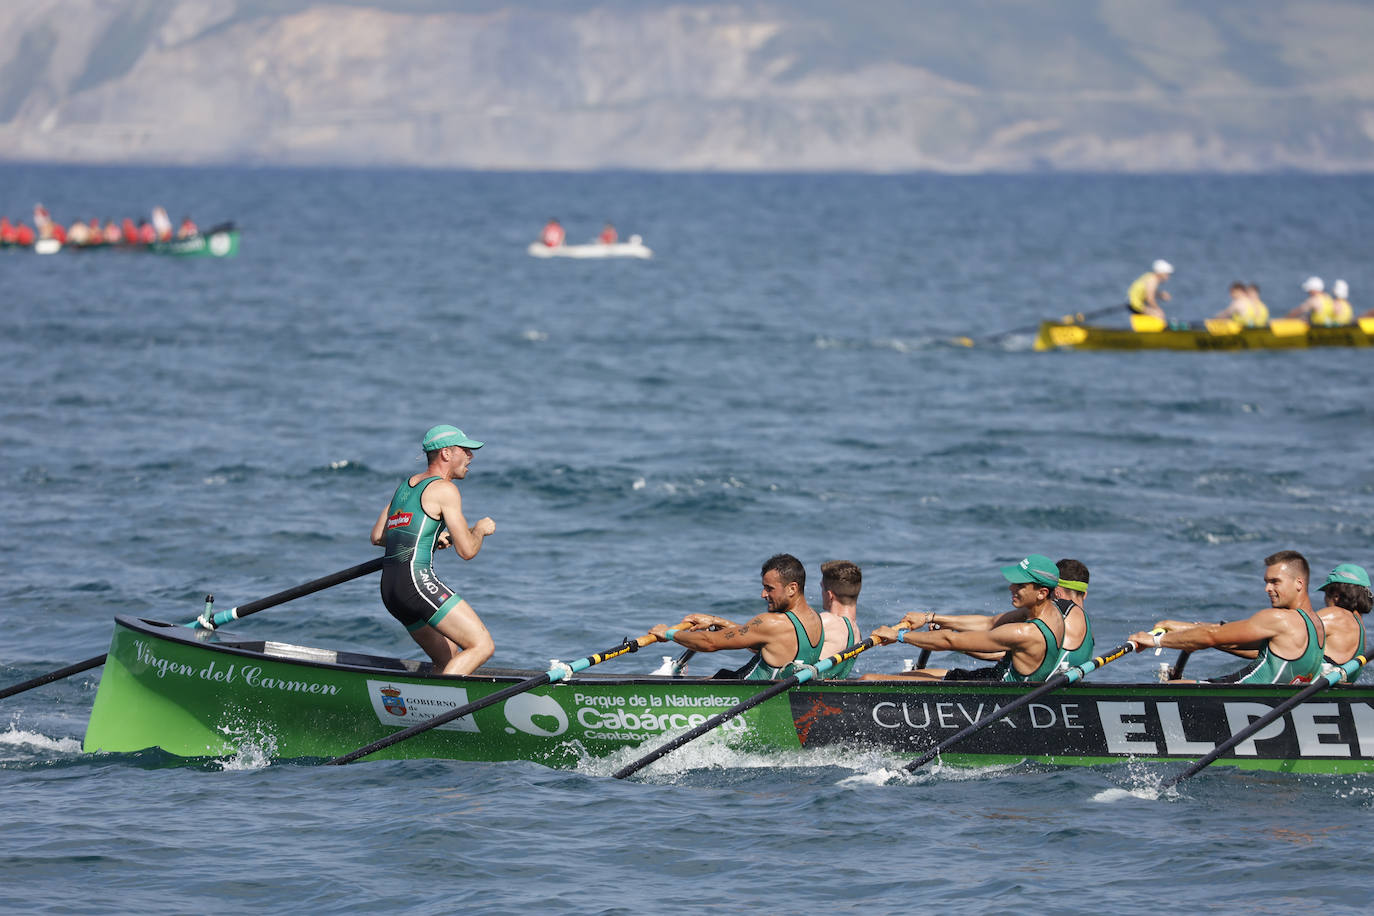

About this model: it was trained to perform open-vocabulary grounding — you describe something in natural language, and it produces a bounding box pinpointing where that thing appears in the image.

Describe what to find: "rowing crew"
[1129,261,1369,326]
[1,204,199,248]
[371,425,1369,688]
[646,549,1368,687]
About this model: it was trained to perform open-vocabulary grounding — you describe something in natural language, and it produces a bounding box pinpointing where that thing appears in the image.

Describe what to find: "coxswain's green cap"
[1000,554,1059,588]
[422,424,484,451]
[1322,563,1371,590]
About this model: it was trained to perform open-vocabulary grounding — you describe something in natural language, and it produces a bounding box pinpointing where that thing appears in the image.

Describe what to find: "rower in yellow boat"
[1287,276,1348,325]
[1213,281,1269,327]
[1127,259,1172,320]
[1331,279,1355,323]
[1246,283,1269,322]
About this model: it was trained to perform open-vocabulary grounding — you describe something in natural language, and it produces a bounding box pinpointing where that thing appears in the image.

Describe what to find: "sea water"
[2,166,1373,914]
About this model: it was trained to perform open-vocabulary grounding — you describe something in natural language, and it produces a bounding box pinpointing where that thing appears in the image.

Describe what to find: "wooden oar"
[611,629,897,780]
[950,303,1126,347]
[0,557,384,701]
[1159,655,1366,789]
[903,632,1157,772]
[326,632,660,766]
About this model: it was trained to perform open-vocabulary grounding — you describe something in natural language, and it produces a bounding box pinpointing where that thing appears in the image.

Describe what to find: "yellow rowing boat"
[1035,314,1374,352]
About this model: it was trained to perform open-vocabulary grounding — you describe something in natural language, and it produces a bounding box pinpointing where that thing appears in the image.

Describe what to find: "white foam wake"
[0,725,83,755]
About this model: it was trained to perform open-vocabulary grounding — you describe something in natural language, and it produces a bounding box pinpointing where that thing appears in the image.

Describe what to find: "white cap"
[1302,276,1324,293]
[1152,259,1173,275]
[1333,279,1349,299]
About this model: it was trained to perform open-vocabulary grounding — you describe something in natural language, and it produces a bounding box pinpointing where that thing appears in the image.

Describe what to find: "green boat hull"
[147,228,240,257]
[84,616,1374,773]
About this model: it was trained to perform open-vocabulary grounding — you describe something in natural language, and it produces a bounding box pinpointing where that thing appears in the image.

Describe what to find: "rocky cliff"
[1,0,1372,171]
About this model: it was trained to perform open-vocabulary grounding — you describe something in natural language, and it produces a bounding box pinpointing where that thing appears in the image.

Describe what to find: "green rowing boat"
[1035,315,1374,351]
[82,616,1374,773]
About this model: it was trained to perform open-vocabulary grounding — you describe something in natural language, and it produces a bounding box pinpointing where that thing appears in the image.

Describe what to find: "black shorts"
[380,563,462,632]
[941,666,1004,681]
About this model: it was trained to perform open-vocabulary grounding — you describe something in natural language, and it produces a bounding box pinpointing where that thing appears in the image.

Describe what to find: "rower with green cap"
[370,424,497,676]
[1316,563,1371,683]
[861,553,1066,683]
[1136,549,1326,684]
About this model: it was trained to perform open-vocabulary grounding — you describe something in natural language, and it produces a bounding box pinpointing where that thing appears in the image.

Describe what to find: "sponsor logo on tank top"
[386,511,413,529]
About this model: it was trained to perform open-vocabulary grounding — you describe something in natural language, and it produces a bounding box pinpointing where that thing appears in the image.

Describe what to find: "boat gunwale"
[112,615,1374,696]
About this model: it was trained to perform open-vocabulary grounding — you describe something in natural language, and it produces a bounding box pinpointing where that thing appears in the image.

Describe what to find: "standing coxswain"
[371,424,496,676]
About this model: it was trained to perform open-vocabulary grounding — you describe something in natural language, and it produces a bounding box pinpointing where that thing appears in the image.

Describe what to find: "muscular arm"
[370,504,389,546]
[899,610,1021,660]
[654,613,790,660]
[1133,609,1288,653]
[878,622,1034,658]
[425,480,494,560]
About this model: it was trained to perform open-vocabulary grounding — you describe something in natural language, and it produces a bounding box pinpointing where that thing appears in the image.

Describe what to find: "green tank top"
[824,617,859,679]
[382,476,446,569]
[1001,617,1062,683]
[1232,607,1324,684]
[1054,597,1095,670]
[738,611,823,681]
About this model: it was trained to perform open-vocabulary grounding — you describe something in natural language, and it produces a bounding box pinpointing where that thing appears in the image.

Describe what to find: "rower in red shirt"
[177,216,199,238]
[138,219,156,244]
[122,218,139,245]
[15,222,35,246]
[540,218,565,248]
[598,222,618,244]
[0,217,16,245]
[102,220,122,245]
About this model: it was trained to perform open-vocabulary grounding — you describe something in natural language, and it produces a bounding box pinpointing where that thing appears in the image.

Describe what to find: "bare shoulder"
[744,612,789,634]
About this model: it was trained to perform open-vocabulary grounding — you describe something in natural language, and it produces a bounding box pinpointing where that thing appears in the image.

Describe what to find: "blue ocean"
[2,166,1373,914]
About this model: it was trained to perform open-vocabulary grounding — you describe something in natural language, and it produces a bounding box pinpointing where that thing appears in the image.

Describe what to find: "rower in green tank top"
[862,553,1067,683]
[817,560,862,679]
[1316,564,1372,684]
[1134,549,1328,684]
[1052,558,1095,670]
[1001,617,1062,683]
[371,424,497,677]
[649,554,825,681]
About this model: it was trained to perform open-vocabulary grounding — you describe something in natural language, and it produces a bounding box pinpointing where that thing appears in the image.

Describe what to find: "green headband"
[1057,579,1088,593]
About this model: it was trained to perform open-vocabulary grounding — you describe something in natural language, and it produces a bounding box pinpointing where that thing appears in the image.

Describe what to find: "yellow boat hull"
[1035,317,1374,351]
